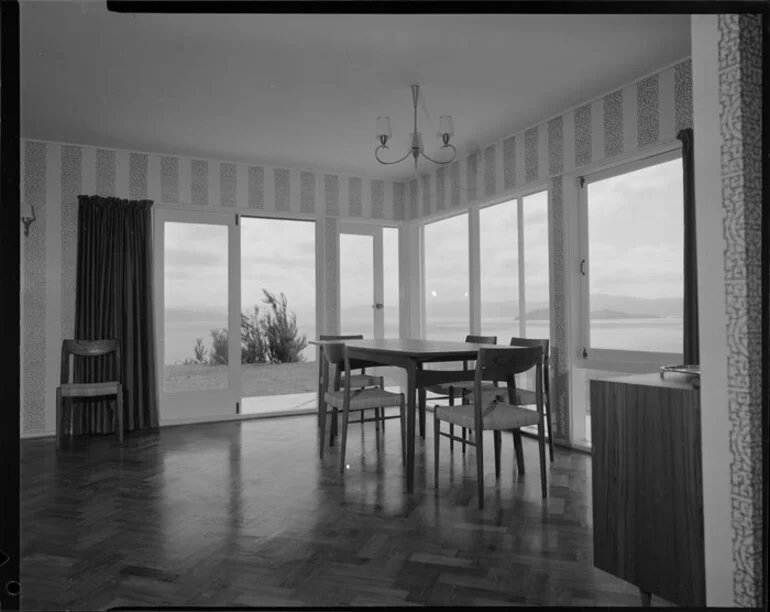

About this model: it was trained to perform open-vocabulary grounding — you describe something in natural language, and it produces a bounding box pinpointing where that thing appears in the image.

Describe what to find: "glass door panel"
[239,216,316,415]
[155,209,240,422]
[383,227,400,339]
[340,232,375,337]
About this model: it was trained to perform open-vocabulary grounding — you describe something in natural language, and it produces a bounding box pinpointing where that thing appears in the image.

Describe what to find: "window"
[424,213,469,341]
[579,151,684,360]
[479,189,550,344]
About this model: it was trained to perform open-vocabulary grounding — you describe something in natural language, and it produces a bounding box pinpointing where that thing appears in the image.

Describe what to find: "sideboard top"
[591,372,700,391]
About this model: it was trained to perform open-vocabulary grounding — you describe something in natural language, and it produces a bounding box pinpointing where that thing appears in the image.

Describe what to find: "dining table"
[310,338,501,493]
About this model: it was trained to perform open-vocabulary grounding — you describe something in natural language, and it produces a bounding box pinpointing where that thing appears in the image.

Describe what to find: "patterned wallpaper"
[716,14,763,607]
[404,59,693,444]
[20,140,402,435]
[408,59,693,222]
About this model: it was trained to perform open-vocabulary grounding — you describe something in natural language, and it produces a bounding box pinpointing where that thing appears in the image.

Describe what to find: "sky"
[162,156,683,362]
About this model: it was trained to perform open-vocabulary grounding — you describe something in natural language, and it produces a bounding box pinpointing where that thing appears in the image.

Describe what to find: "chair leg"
[493,430,501,479]
[476,430,484,510]
[418,386,426,439]
[116,387,124,445]
[545,398,555,462]
[433,411,440,489]
[538,420,548,499]
[380,378,386,431]
[399,396,406,466]
[56,388,63,450]
[319,401,328,459]
[512,429,525,474]
[339,406,350,474]
[330,407,338,447]
[448,389,454,452]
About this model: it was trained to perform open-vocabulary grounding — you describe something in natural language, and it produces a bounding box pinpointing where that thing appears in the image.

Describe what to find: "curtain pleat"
[73,195,159,436]
[678,128,699,365]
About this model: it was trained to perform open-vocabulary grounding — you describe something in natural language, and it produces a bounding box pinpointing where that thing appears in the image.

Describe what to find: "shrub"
[241,305,267,364]
[187,291,307,366]
[208,328,228,365]
[193,337,207,364]
[261,290,308,364]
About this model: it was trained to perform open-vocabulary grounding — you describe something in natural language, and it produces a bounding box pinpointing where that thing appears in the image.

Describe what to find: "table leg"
[417,363,426,439]
[406,361,417,493]
[317,347,325,428]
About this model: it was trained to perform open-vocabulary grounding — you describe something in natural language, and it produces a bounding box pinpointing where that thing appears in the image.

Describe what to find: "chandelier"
[375,84,457,172]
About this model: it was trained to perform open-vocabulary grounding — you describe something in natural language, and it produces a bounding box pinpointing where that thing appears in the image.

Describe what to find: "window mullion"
[517,198,526,338]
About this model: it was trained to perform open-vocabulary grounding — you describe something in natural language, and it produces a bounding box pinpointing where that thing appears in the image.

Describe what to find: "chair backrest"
[510,336,549,366]
[466,335,497,345]
[462,335,496,370]
[320,342,356,396]
[471,346,544,428]
[319,334,373,371]
[60,339,120,385]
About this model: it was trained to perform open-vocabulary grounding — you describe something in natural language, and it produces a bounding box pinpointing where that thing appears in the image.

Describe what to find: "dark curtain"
[73,195,159,435]
[678,128,699,365]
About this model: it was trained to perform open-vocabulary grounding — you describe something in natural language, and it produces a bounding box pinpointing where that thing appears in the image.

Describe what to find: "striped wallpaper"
[20,58,692,436]
[407,58,693,220]
[20,142,403,435]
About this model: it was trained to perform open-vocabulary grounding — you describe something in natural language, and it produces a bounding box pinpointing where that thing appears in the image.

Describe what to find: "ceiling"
[21,3,691,181]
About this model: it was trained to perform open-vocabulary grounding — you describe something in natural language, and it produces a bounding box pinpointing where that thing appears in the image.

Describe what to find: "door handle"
[580,259,586,276]
[372,303,384,310]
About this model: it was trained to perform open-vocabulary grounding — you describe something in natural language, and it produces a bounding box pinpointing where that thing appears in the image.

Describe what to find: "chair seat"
[325,387,404,410]
[341,373,383,388]
[60,381,121,398]
[435,400,541,431]
[466,385,539,405]
[427,380,488,396]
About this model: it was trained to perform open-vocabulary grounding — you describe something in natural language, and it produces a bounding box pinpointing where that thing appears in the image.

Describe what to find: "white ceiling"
[21,3,691,181]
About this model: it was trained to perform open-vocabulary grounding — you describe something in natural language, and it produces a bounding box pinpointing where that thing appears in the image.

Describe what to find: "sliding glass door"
[154,209,241,421]
[340,222,400,390]
[239,216,316,415]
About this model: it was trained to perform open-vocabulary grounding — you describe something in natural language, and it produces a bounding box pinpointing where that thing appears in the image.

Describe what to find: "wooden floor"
[21,412,665,609]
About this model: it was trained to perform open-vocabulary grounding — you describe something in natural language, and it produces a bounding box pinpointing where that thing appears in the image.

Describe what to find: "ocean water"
[164,315,684,364]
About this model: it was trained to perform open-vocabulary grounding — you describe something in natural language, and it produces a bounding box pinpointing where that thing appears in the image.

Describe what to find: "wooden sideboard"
[590,373,705,607]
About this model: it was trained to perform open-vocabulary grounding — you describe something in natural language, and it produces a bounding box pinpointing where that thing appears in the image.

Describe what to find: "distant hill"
[516,307,660,320]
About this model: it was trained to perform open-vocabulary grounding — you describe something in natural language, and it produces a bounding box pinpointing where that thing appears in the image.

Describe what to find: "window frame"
[576,146,685,366]
[477,186,550,340]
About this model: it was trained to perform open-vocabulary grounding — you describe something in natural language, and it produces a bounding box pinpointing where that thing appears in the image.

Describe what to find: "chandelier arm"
[375,145,413,165]
[420,144,457,165]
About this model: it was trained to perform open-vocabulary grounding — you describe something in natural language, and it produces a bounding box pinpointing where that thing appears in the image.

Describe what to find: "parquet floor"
[21,412,668,609]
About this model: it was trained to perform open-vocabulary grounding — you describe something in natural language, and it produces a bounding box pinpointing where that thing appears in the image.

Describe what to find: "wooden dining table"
[310,338,500,493]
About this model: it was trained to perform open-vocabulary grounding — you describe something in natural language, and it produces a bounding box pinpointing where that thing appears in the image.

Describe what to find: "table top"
[309,338,503,357]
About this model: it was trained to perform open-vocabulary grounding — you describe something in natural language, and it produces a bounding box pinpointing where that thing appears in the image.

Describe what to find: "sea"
[163,315,684,364]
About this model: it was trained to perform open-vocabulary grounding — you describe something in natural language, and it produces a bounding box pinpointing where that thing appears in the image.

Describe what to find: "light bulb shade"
[376,116,392,139]
[438,115,454,137]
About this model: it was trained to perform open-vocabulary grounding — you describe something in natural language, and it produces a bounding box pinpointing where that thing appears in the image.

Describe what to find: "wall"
[405,58,694,443]
[693,14,764,608]
[20,140,405,435]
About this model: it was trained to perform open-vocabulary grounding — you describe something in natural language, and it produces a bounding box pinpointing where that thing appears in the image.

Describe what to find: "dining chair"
[433,345,547,509]
[424,335,497,453]
[458,336,554,462]
[319,342,406,473]
[319,334,386,432]
[56,339,123,449]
